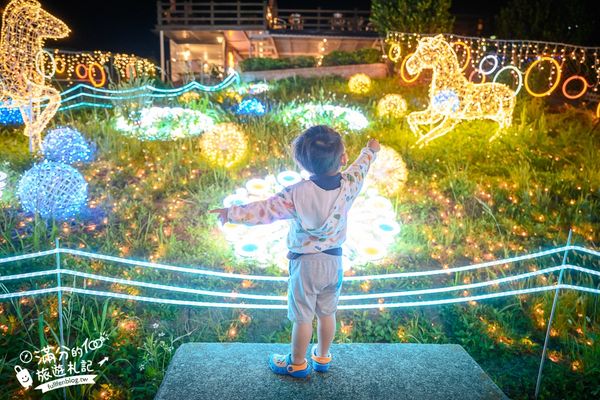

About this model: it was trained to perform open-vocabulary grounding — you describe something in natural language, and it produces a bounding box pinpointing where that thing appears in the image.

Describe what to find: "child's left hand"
[209,208,228,225]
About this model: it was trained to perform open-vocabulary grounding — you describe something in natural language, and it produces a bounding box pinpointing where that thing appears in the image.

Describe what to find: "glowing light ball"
[363,145,408,196]
[235,97,266,116]
[348,73,372,94]
[377,94,408,118]
[114,107,214,141]
[17,161,88,220]
[199,123,248,168]
[283,103,368,132]
[218,171,401,270]
[42,127,95,164]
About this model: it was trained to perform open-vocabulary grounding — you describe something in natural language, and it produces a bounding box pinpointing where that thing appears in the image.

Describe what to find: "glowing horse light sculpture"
[0,0,70,153]
[405,35,516,146]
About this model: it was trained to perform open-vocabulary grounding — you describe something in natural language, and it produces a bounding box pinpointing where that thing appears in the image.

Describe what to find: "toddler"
[210,125,380,378]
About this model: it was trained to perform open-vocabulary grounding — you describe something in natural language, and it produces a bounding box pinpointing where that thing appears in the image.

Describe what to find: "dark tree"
[370,0,455,35]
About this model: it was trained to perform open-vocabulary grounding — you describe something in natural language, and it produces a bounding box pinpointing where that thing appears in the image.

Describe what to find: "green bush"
[322,48,381,66]
[239,56,316,71]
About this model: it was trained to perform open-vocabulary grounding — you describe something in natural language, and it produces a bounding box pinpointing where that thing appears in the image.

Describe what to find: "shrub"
[322,48,381,66]
[239,56,316,71]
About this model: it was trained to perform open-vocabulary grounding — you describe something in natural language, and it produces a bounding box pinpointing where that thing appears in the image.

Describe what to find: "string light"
[405,35,516,145]
[493,66,523,95]
[114,107,214,141]
[17,161,88,220]
[199,123,248,168]
[0,0,70,152]
[348,73,372,94]
[561,75,589,100]
[0,100,24,125]
[376,94,408,118]
[41,127,95,164]
[524,57,562,97]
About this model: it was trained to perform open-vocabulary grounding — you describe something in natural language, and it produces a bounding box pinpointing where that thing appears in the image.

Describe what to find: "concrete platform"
[155,343,509,400]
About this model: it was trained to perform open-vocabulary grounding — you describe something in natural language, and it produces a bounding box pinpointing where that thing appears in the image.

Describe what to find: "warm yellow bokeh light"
[377,94,408,118]
[364,145,408,196]
[199,123,248,168]
[0,0,70,152]
[405,35,516,146]
[348,73,372,94]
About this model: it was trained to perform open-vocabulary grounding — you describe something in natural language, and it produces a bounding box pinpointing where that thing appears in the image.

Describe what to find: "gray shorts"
[287,252,344,324]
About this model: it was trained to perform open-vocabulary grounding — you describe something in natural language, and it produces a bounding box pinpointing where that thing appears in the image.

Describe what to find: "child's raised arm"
[342,138,379,196]
[210,186,296,226]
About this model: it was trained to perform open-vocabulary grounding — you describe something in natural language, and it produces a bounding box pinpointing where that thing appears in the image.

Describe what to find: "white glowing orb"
[377,94,408,118]
[363,145,408,196]
[219,170,401,271]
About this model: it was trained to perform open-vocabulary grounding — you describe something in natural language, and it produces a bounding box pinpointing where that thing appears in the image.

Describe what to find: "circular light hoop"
[88,62,106,88]
[54,56,66,74]
[400,53,419,83]
[35,50,56,79]
[596,102,600,119]
[75,63,88,80]
[125,62,137,80]
[468,70,486,83]
[493,65,523,96]
[524,57,562,97]
[561,75,589,100]
[452,41,471,72]
[478,55,499,76]
[388,43,401,62]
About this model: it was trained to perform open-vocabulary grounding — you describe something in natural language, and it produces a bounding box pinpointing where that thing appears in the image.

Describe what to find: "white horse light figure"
[405,35,516,146]
[0,0,70,153]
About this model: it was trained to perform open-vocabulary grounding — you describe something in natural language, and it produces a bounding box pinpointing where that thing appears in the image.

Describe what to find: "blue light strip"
[0,249,57,265]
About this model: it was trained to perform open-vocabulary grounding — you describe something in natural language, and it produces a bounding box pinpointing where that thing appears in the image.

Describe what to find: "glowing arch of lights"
[388,43,401,62]
[88,62,107,88]
[493,66,523,96]
[561,75,588,100]
[524,57,562,97]
[400,53,420,83]
[451,41,471,72]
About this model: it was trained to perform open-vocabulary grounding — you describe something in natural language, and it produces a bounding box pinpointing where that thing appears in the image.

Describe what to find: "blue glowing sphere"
[42,127,95,165]
[235,97,266,116]
[432,90,460,114]
[17,161,88,220]
[0,101,24,125]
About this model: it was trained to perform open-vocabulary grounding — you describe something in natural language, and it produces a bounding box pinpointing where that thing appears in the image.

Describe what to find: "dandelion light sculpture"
[377,94,408,118]
[199,123,248,168]
[363,146,408,196]
[0,0,70,153]
[348,73,372,94]
[405,35,516,146]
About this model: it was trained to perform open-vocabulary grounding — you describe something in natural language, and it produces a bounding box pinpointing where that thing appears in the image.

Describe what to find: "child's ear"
[341,152,348,166]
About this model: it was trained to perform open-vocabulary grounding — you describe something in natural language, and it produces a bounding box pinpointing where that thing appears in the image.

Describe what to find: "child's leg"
[316,313,336,356]
[291,321,313,365]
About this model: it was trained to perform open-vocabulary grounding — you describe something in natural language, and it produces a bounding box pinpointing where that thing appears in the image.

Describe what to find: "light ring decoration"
[35,49,56,79]
[388,43,401,62]
[54,56,66,74]
[125,62,137,80]
[493,65,523,96]
[561,75,589,100]
[478,55,499,76]
[87,62,106,88]
[596,102,600,119]
[75,63,88,80]
[468,70,486,83]
[400,53,419,83]
[451,41,471,72]
[524,57,562,97]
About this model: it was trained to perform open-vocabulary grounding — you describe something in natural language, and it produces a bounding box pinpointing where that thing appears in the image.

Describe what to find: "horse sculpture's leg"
[416,116,459,147]
[406,109,443,137]
[23,84,62,153]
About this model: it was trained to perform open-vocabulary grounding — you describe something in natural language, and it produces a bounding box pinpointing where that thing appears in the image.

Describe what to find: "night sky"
[24,0,564,62]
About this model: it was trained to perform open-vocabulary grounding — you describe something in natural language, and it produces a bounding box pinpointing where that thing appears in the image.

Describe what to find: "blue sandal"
[268,353,311,378]
[310,345,332,372]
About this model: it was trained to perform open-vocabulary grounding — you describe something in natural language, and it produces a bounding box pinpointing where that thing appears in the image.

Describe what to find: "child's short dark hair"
[292,125,344,175]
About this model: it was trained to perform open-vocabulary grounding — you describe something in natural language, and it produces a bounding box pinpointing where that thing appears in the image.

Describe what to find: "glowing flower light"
[199,123,248,168]
[17,161,88,220]
[377,94,408,118]
[348,73,372,94]
[42,127,95,164]
[114,107,214,141]
[405,35,516,145]
[0,0,70,152]
[235,97,266,116]
[178,91,200,104]
[363,145,408,196]
[218,171,401,270]
[283,103,368,132]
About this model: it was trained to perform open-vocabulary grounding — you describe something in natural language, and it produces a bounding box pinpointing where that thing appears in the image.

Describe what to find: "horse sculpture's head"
[2,0,70,40]
[405,34,448,76]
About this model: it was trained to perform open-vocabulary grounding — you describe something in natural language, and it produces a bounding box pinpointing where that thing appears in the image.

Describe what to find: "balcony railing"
[271,8,373,32]
[157,1,267,29]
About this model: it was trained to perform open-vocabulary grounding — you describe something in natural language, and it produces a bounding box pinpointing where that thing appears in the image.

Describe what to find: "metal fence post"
[55,238,67,400]
[534,229,572,399]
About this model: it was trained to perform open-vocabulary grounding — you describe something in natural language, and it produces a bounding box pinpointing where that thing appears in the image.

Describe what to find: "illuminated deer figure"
[405,35,516,146]
[0,0,70,153]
